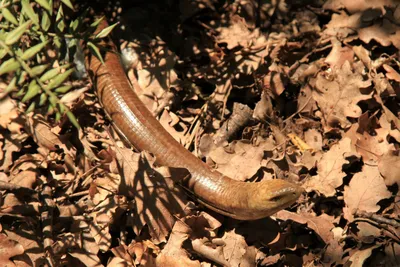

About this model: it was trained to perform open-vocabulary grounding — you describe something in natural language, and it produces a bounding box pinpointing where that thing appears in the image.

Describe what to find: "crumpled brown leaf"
[378,150,400,186]
[311,61,372,129]
[343,165,391,221]
[115,147,187,244]
[0,233,24,266]
[156,220,200,267]
[304,138,359,196]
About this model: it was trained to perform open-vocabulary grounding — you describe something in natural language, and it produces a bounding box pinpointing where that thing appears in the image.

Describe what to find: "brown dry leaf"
[378,150,400,186]
[0,135,23,172]
[325,10,400,49]
[0,233,24,266]
[276,211,343,265]
[208,139,272,181]
[221,230,255,267]
[69,251,102,267]
[358,19,400,49]
[304,138,359,196]
[135,46,178,115]
[60,86,88,105]
[385,243,400,267]
[156,220,200,267]
[325,38,354,69]
[69,221,102,266]
[116,148,186,244]
[343,165,391,222]
[25,115,63,151]
[353,221,381,244]
[355,130,394,164]
[345,245,380,266]
[323,0,397,13]
[0,96,22,133]
[311,61,372,129]
[9,170,38,189]
[383,64,400,82]
[88,195,128,252]
[304,128,323,151]
[217,15,256,50]
[352,45,371,70]
[323,12,360,39]
[110,241,157,267]
[159,109,186,144]
[4,227,45,266]
[215,15,267,73]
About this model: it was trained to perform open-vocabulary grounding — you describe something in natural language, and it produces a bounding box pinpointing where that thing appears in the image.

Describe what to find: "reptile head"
[245,179,303,220]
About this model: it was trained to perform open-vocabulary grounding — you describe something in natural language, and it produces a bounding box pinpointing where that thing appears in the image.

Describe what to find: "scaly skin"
[85,21,303,220]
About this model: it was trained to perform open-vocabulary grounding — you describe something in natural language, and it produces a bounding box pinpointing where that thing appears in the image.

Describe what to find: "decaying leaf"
[311,61,372,129]
[343,165,391,221]
[304,138,359,196]
[378,150,400,186]
[115,147,187,244]
[0,233,24,266]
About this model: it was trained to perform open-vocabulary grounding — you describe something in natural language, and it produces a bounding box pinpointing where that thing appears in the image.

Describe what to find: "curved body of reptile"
[85,21,303,220]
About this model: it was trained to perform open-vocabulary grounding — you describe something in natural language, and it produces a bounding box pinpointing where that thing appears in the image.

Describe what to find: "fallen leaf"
[304,138,359,196]
[378,150,400,186]
[276,210,343,265]
[311,61,372,129]
[156,220,200,267]
[343,165,391,222]
[355,130,394,164]
[0,233,24,266]
[304,128,323,151]
[325,38,354,69]
[208,138,276,181]
[116,148,187,244]
[221,230,253,267]
[346,245,380,266]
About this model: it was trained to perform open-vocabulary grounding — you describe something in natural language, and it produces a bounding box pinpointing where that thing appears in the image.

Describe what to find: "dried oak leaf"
[215,15,267,73]
[353,221,381,244]
[378,150,400,187]
[0,96,23,134]
[304,128,323,151]
[109,241,157,267]
[325,10,400,49]
[358,19,400,49]
[355,130,394,164]
[343,165,391,222]
[68,221,102,266]
[323,0,397,13]
[304,138,359,196]
[0,134,23,172]
[216,15,257,50]
[4,227,45,266]
[311,61,372,129]
[25,115,62,151]
[208,139,274,181]
[383,64,400,82]
[221,230,255,267]
[156,220,200,267]
[135,46,178,116]
[345,245,380,266]
[159,109,186,144]
[325,38,354,69]
[116,148,187,244]
[88,195,128,252]
[276,210,343,265]
[0,233,24,266]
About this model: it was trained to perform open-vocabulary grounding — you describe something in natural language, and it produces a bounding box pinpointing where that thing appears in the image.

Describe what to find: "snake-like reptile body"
[85,21,303,220]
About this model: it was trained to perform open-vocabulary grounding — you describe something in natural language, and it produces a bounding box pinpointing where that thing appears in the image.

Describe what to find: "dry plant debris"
[0,0,399,266]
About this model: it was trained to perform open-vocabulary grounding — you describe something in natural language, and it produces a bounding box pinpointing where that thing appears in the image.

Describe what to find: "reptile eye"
[270,195,283,202]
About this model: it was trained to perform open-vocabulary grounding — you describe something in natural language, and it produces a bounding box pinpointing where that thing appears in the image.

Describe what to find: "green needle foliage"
[0,0,116,129]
